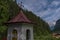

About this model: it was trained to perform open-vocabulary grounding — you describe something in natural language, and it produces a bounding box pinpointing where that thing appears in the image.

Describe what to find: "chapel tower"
[6,11,34,40]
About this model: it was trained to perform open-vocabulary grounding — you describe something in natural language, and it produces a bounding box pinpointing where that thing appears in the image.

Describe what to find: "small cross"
[18,2,24,8]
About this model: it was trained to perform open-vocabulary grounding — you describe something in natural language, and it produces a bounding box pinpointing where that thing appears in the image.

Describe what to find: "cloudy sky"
[17,0,60,26]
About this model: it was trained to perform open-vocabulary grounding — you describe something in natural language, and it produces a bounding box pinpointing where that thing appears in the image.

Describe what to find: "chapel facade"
[6,11,34,40]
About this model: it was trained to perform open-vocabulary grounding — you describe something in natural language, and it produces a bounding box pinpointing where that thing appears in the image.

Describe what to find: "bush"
[34,34,60,40]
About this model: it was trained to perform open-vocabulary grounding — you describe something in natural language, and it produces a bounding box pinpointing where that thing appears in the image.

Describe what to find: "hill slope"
[22,10,51,40]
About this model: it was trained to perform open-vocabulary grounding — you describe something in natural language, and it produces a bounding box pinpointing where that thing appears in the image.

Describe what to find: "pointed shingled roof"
[8,11,32,23]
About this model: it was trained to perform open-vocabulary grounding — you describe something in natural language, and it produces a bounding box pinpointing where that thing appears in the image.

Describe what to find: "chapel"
[6,11,34,40]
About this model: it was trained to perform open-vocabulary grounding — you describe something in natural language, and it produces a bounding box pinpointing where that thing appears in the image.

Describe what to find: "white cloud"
[51,1,60,6]
[17,0,60,26]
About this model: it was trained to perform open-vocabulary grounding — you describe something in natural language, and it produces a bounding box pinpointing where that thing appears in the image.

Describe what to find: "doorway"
[12,29,17,40]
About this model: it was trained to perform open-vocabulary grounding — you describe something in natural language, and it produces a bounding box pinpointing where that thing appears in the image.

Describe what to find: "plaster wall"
[7,23,33,40]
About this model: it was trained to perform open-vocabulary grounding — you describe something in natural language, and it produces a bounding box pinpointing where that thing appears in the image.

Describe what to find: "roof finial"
[18,1,24,8]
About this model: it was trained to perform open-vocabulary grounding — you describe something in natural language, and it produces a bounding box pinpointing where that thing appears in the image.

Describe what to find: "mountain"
[50,26,54,31]
[54,19,60,33]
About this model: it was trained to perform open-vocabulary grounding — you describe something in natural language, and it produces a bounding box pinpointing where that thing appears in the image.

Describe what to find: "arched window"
[12,29,17,40]
[26,29,30,40]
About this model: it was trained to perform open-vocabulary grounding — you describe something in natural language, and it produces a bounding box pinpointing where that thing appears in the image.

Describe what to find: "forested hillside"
[22,10,51,40]
[22,10,50,34]
[0,0,59,40]
[0,0,19,40]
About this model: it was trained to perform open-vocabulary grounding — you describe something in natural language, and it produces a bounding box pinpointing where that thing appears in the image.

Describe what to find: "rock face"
[54,19,60,33]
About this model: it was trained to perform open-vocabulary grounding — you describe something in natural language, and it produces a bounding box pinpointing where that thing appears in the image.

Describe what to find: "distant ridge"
[54,19,60,33]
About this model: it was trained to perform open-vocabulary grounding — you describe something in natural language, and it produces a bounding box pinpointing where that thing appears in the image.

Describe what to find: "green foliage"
[8,0,19,19]
[0,0,19,40]
[0,0,19,33]
[0,0,9,34]
[0,0,9,40]
[34,34,60,40]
